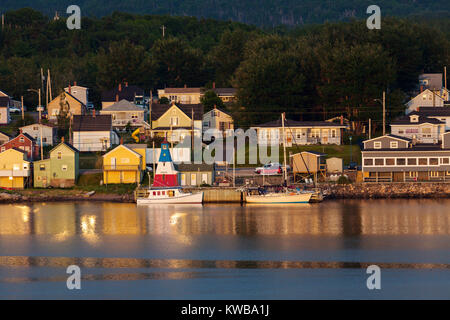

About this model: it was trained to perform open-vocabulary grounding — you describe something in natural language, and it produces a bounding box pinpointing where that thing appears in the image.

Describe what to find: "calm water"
[0,200,449,299]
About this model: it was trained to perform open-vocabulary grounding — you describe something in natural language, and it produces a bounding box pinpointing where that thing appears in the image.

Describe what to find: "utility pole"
[152,141,156,174]
[28,88,42,123]
[161,25,166,38]
[369,118,372,140]
[233,146,236,187]
[40,124,43,160]
[445,66,447,91]
[48,69,52,101]
[1,14,4,31]
[21,96,24,121]
[281,112,288,185]
[382,91,386,136]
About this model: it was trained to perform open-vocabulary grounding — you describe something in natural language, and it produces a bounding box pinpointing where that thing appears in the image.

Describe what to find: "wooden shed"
[326,157,343,174]
[290,151,326,181]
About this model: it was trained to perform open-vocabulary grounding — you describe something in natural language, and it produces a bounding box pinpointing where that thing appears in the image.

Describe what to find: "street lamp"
[27,88,42,123]
[349,136,353,165]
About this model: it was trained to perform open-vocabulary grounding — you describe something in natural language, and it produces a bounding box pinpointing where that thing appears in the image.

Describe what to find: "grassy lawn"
[75,172,136,194]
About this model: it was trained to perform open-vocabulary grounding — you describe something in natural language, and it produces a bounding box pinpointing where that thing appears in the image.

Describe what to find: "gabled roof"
[102,144,142,159]
[102,84,144,102]
[205,106,232,117]
[150,103,203,121]
[73,115,112,132]
[102,100,144,112]
[161,88,202,94]
[416,107,450,116]
[391,114,444,125]
[52,142,79,154]
[0,131,11,138]
[12,132,36,143]
[0,90,9,97]
[20,123,56,129]
[290,151,326,157]
[253,119,346,128]
[363,134,411,144]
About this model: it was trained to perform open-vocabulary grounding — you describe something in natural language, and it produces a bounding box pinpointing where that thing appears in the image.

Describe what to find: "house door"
[110,157,116,169]
[180,174,186,186]
[201,173,208,184]
[191,173,197,186]
[393,172,404,182]
[418,171,428,181]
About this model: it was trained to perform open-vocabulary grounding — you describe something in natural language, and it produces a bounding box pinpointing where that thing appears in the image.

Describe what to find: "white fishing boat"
[246,191,313,204]
[136,187,203,205]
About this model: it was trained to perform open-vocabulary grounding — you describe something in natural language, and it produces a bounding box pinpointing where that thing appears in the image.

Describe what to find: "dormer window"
[390,141,398,149]
[410,115,419,123]
[374,141,382,149]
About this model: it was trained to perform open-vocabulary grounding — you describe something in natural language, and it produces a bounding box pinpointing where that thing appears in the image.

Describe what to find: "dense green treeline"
[1,0,449,27]
[0,8,449,129]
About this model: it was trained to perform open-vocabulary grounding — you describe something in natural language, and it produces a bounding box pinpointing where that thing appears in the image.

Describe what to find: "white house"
[390,113,446,144]
[72,114,119,152]
[0,91,11,125]
[100,99,146,130]
[19,123,56,146]
[251,119,346,146]
[64,83,89,107]
[406,89,447,114]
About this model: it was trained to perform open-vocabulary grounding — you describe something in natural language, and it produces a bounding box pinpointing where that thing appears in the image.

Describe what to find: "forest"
[0,8,449,129]
[1,0,449,27]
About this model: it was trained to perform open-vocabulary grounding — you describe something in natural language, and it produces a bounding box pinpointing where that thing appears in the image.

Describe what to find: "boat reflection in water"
[0,200,449,299]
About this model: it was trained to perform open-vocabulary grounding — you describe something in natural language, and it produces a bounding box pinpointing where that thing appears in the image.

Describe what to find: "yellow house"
[102,144,146,184]
[150,103,203,143]
[0,148,31,189]
[47,91,86,121]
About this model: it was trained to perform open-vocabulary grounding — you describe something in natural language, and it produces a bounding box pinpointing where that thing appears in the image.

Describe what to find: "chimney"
[120,137,123,145]
[68,84,71,94]
[118,83,122,92]
[115,94,119,102]
[19,129,23,134]
[213,82,216,89]
[340,115,344,125]
[184,84,187,88]
[74,81,77,87]
[61,136,65,143]
[420,85,424,93]
[125,82,128,87]
[92,110,95,118]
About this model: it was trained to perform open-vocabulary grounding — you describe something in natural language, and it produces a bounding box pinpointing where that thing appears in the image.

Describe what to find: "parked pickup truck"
[254,162,291,175]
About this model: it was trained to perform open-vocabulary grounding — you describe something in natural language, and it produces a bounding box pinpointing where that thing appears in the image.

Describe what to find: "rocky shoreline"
[322,183,450,199]
[1,183,450,204]
[0,191,134,204]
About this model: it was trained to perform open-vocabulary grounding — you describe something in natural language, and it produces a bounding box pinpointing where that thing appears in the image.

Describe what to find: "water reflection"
[0,200,450,237]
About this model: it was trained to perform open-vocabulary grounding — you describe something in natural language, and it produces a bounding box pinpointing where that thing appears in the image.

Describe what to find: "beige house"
[203,106,234,139]
[158,85,237,105]
[47,91,86,121]
[19,123,56,146]
[149,103,203,143]
[252,119,346,146]
[100,100,146,130]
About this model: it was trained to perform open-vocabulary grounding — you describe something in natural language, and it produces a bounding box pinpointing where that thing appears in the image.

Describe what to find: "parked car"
[254,162,291,175]
[9,107,21,113]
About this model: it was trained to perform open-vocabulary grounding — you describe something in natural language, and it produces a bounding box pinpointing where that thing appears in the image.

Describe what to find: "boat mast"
[282,112,288,185]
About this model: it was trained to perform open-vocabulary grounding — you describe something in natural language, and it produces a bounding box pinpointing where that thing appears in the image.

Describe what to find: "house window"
[385,158,395,165]
[419,158,427,165]
[408,172,418,178]
[375,159,384,166]
[1,147,5,152]
[430,171,439,177]
[407,158,417,166]
[62,165,68,171]
[374,142,382,149]
[331,129,336,138]
[311,129,320,138]
[33,126,38,130]
[364,158,373,166]
[390,141,398,149]
[40,164,45,171]
[19,137,24,143]
[57,152,62,159]
[23,164,28,170]
[396,158,406,166]
[170,117,179,126]
[42,137,47,142]
[440,158,449,164]
[398,130,404,134]
[429,158,439,165]
[121,158,130,164]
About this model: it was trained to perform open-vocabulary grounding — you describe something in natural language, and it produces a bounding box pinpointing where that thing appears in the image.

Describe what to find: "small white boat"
[246,191,313,204]
[136,187,203,205]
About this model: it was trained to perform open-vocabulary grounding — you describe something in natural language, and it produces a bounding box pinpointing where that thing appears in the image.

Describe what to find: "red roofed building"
[0,132,39,160]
